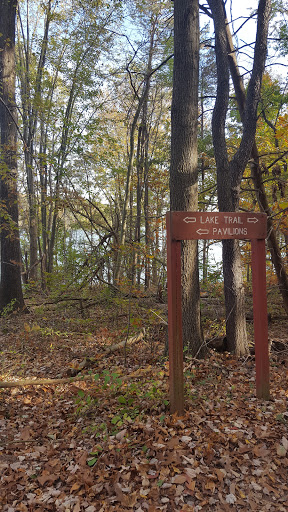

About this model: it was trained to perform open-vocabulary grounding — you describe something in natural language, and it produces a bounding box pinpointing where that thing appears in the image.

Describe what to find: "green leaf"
[276,413,285,423]
[111,415,121,425]
[118,395,126,404]
[87,457,98,467]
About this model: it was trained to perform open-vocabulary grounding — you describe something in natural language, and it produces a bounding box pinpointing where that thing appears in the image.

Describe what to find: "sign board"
[170,212,267,240]
[166,211,270,415]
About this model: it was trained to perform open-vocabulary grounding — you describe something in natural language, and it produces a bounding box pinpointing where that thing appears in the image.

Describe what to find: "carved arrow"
[247,217,259,223]
[196,229,209,235]
[183,216,197,223]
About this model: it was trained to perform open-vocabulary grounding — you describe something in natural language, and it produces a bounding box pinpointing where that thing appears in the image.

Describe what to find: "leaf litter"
[0,302,288,511]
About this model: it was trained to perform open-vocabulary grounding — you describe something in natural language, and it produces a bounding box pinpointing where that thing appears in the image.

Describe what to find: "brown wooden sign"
[166,211,270,415]
[170,211,267,240]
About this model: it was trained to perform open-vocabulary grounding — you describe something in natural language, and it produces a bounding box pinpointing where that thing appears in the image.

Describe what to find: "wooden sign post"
[166,211,269,414]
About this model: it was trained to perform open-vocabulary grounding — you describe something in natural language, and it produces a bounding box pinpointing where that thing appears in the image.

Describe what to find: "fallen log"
[0,374,94,388]
[0,329,145,389]
[67,328,145,375]
[0,364,153,389]
[103,328,145,354]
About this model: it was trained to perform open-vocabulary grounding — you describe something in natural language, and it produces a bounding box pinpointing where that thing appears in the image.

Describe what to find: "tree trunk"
[17,0,52,281]
[170,0,204,355]
[285,234,288,265]
[25,150,38,281]
[113,22,155,286]
[0,0,25,312]
[208,0,271,354]
[39,120,48,291]
[222,6,288,314]
[144,128,151,290]
[47,56,82,274]
[132,124,144,287]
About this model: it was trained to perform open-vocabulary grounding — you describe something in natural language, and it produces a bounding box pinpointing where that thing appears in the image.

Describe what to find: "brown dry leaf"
[184,468,198,479]
[79,469,94,487]
[276,444,287,457]
[23,397,32,405]
[70,482,82,492]
[49,458,61,468]
[172,474,187,484]
[91,483,104,494]
[116,429,127,441]
[17,504,28,512]
[186,479,196,491]
[205,479,216,492]
[114,483,137,508]
[263,483,277,494]
[19,426,32,441]
[167,436,181,449]
[77,450,89,466]
[37,472,58,486]
[215,468,225,482]
[253,444,270,457]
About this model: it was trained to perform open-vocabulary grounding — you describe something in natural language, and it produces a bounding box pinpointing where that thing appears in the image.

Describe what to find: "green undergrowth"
[73,368,170,440]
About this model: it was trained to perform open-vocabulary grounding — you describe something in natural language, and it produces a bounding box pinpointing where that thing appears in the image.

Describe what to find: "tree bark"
[209,0,247,355]
[113,25,155,286]
[170,0,204,355]
[0,0,25,312]
[207,0,271,354]
[17,0,52,281]
[223,6,288,314]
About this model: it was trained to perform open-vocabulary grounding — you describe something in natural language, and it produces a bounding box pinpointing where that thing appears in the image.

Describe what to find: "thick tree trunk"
[170,0,204,355]
[223,9,288,315]
[222,240,248,353]
[207,0,248,355]
[0,0,25,312]
[17,0,52,281]
[208,0,271,354]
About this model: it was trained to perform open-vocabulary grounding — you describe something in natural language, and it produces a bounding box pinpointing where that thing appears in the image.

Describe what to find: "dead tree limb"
[0,329,145,388]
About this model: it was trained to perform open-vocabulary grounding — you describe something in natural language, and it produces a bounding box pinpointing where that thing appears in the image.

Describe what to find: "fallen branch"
[67,328,145,375]
[0,329,146,388]
[0,374,94,388]
[0,364,153,389]
[103,328,145,354]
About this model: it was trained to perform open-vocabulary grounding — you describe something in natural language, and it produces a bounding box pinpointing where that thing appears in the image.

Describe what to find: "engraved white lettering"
[223,215,243,224]
[200,216,219,224]
[212,227,248,237]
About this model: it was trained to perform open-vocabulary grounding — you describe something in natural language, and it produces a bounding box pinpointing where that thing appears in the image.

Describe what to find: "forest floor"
[0,288,288,512]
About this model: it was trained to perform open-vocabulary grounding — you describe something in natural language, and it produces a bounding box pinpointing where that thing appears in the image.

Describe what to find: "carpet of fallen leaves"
[0,296,288,512]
